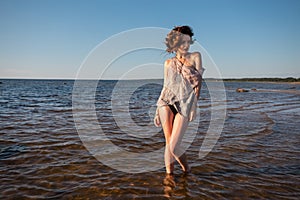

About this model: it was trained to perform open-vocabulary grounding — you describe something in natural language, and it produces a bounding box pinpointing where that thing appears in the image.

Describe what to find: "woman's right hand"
[154,115,161,127]
[154,108,161,127]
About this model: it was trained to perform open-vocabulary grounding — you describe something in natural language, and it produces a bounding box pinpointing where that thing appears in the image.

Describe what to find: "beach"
[0,79,299,199]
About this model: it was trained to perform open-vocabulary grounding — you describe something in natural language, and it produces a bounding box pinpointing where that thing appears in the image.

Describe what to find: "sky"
[0,0,299,79]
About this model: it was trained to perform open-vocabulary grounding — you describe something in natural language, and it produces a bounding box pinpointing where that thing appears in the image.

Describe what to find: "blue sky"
[0,0,299,79]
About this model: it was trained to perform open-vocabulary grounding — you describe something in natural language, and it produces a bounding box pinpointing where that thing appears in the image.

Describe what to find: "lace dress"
[156,57,204,121]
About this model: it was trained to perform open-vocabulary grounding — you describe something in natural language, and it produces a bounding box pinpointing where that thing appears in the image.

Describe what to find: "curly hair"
[165,25,194,53]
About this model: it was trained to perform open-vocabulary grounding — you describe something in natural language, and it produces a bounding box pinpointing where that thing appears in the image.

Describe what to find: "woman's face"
[177,34,191,55]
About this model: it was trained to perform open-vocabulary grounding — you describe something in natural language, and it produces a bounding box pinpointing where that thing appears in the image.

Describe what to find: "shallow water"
[0,79,299,199]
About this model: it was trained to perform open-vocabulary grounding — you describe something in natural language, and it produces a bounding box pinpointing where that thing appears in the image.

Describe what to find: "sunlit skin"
[173,34,202,100]
[155,33,203,174]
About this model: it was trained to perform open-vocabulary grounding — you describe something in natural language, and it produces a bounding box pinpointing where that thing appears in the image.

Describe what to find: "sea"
[0,79,299,199]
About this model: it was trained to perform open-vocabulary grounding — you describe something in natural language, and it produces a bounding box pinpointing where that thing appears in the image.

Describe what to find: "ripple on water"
[1,80,299,199]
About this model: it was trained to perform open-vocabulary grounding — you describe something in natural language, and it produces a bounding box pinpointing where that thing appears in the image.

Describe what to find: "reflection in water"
[163,174,176,198]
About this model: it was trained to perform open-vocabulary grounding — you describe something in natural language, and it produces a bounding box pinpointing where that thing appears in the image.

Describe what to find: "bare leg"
[158,106,175,174]
[169,114,190,172]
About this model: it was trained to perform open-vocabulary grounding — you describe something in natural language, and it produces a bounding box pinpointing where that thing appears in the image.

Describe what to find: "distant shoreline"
[206,77,300,84]
[0,77,300,83]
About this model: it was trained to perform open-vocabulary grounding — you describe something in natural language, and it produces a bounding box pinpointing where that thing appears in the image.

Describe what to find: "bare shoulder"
[190,52,202,70]
[164,58,173,67]
[190,52,201,60]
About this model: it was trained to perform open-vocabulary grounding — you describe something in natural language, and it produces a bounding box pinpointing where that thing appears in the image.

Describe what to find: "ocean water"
[0,79,299,199]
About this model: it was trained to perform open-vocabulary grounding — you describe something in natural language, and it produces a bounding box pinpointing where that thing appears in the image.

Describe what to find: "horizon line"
[0,77,299,81]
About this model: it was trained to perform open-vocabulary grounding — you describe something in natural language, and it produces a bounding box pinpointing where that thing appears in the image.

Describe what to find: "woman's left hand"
[189,98,198,121]
[194,86,200,99]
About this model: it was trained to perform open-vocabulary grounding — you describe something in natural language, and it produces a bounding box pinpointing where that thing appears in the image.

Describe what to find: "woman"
[154,26,204,174]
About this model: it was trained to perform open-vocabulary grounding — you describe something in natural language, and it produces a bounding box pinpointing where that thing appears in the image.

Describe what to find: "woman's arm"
[163,59,171,83]
[154,59,171,127]
[193,52,203,99]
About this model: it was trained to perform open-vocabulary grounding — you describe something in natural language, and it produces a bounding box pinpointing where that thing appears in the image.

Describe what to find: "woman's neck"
[176,52,188,59]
